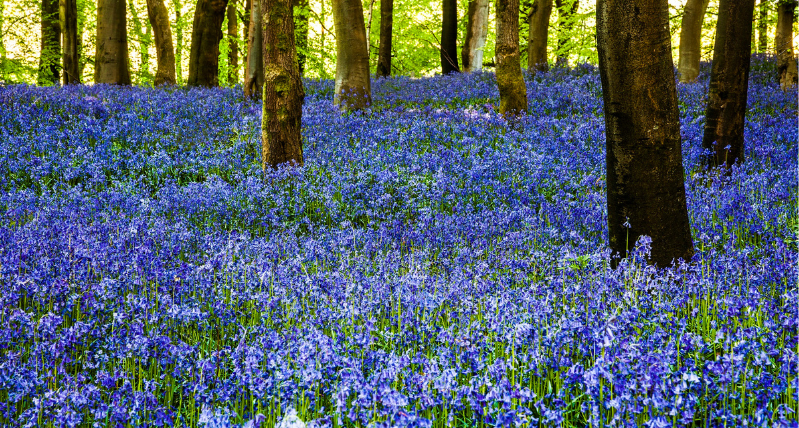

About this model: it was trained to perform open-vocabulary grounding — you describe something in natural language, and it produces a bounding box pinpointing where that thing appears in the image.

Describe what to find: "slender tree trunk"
[295,0,310,75]
[597,0,694,267]
[462,0,489,72]
[758,0,768,52]
[496,0,527,115]
[376,0,393,77]
[554,0,577,66]
[332,0,372,110]
[61,0,80,83]
[0,0,5,82]
[173,0,183,83]
[365,0,376,60]
[776,0,798,89]
[702,0,756,169]
[128,0,152,83]
[243,0,263,97]
[262,0,304,169]
[526,0,552,71]
[677,0,709,83]
[39,0,61,85]
[187,0,229,86]
[95,0,131,84]
[77,0,86,78]
[441,0,459,74]
[147,0,177,85]
[227,1,238,84]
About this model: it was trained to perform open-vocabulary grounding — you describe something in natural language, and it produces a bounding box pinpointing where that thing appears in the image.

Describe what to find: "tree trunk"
[173,0,183,83]
[187,0,229,86]
[295,0,310,75]
[365,0,376,59]
[441,0,459,74]
[758,0,768,52]
[262,0,304,169]
[496,0,527,116]
[147,0,177,85]
[0,0,5,82]
[554,0,577,67]
[39,0,61,85]
[227,1,238,85]
[462,0,489,72]
[677,0,709,83]
[776,0,798,90]
[332,0,372,110]
[526,0,552,71]
[376,0,393,77]
[597,0,694,267]
[95,0,131,84]
[61,0,80,83]
[701,0,756,169]
[244,0,263,97]
[128,0,152,83]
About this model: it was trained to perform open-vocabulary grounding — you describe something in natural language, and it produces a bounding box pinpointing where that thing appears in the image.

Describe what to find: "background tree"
[701,0,756,168]
[554,0,578,66]
[172,0,184,83]
[776,0,798,89]
[596,0,694,267]
[244,0,262,97]
[128,0,152,83]
[262,0,304,168]
[462,0,489,72]
[295,0,310,75]
[496,0,527,115]
[677,0,709,83]
[62,0,80,83]
[758,0,769,52]
[187,0,229,86]
[95,0,131,84]
[147,0,177,85]
[226,1,238,84]
[38,0,61,85]
[332,0,371,109]
[441,0,459,73]
[526,0,552,71]
[376,0,392,77]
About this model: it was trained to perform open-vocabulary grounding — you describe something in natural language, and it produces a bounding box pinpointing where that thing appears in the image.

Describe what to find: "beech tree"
[677,0,709,83]
[496,0,527,116]
[701,0,756,168]
[147,0,177,85]
[244,0,263,97]
[462,0,489,72]
[332,0,371,110]
[526,0,552,71]
[776,0,798,90]
[376,0,393,77]
[597,0,694,267]
[38,0,60,85]
[62,0,80,84]
[187,0,229,87]
[95,0,131,84]
[554,0,578,66]
[441,0,459,74]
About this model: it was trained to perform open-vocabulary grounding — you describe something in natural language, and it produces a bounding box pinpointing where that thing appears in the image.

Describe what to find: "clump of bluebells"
[0,55,796,428]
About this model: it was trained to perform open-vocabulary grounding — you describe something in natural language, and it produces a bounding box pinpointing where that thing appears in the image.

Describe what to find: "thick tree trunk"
[677,0,709,83]
[187,0,229,87]
[147,0,177,85]
[332,0,372,110]
[173,0,183,83]
[702,0,756,169]
[597,0,694,267]
[526,0,552,71]
[227,1,238,85]
[244,0,263,97]
[376,0,393,77]
[295,0,310,75]
[39,0,61,85]
[441,0,459,74]
[95,0,131,84]
[462,0,489,72]
[554,0,577,66]
[496,0,527,116]
[61,0,80,84]
[776,0,798,90]
[262,0,304,169]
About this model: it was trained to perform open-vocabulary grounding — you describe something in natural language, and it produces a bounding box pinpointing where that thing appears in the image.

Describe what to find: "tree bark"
[677,0,709,83]
[526,0,552,71]
[95,0,131,84]
[61,0,80,84]
[262,0,304,169]
[702,0,756,169]
[187,0,230,86]
[332,0,372,110]
[441,0,459,74]
[597,0,694,267]
[244,0,263,97]
[776,0,798,90]
[758,0,769,52]
[376,0,393,77]
[295,0,310,75]
[227,1,238,84]
[128,0,151,83]
[39,0,61,85]
[554,0,577,66]
[147,0,177,85]
[496,0,527,116]
[173,0,183,83]
[462,0,489,72]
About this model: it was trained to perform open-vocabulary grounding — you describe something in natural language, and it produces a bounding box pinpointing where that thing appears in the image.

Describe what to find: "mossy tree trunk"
[776,0,798,90]
[526,0,552,71]
[262,0,305,169]
[376,0,392,77]
[701,0,756,168]
[597,0,694,267]
[187,0,229,86]
[95,0,131,84]
[39,0,61,85]
[244,0,263,97]
[332,0,371,110]
[496,0,527,116]
[172,0,184,83]
[147,0,176,85]
[462,0,489,72]
[677,0,709,83]
[441,0,459,74]
[61,0,80,84]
